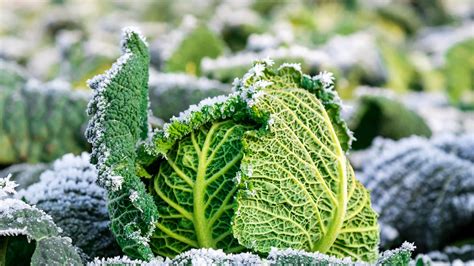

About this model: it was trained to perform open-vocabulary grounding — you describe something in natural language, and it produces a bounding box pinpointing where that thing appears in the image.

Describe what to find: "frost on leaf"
[232,62,378,262]
[0,174,18,197]
[85,27,158,260]
[0,76,90,164]
[169,248,261,265]
[0,198,82,265]
[17,153,121,258]
[363,134,474,253]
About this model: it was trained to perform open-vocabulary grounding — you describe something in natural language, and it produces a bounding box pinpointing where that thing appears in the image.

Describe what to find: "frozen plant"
[18,152,121,259]
[362,134,474,255]
[0,69,90,164]
[86,27,379,263]
[0,197,82,265]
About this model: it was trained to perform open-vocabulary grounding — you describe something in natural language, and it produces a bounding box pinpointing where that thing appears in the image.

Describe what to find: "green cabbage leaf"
[232,63,379,262]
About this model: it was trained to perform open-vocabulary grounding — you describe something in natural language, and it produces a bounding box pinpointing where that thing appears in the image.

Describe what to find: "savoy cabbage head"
[0,66,90,164]
[362,134,474,254]
[86,27,379,262]
[18,152,121,259]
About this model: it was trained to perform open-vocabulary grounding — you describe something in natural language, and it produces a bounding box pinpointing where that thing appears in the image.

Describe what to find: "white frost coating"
[17,152,103,204]
[129,190,139,202]
[315,71,335,89]
[151,15,198,61]
[0,228,28,237]
[121,26,149,52]
[0,198,33,214]
[24,78,91,101]
[163,92,239,138]
[0,173,18,197]
[268,247,356,264]
[414,21,474,66]
[254,80,273,89]
[148,72,228,94]
[246,33,281,51]
[253,63,265,77]
[109,175,124,191]
[378,242,416,263]
[169,248,262,266]
[201,45,330,74]
[209,1,260,31]
[0,198,55,229]
[86,27,139,190]
[88,255,164,266]
[233,171,242,184]
[277,62,302,72]
[0,58,29,79]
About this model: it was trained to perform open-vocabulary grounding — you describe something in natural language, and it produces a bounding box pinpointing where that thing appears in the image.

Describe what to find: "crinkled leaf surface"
[31,236,83,266]
[233,64,379,262]
[0,198,82,265]
[150,120,253,257]
[85,28,158,260]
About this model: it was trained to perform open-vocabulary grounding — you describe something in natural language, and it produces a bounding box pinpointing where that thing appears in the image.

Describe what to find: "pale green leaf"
[233,63,379,262]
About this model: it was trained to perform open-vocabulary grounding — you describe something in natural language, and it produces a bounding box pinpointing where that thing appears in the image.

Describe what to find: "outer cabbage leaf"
[0,198,82,265]
[31,236,83,266]
[85,27,158,260]
[232,63,379,262]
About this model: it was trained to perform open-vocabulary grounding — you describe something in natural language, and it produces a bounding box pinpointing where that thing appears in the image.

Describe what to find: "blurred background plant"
[0,0,472,263]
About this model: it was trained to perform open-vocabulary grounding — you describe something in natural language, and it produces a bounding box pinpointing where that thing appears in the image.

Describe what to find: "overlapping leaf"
[85,28,158,260]
[233,63,379,262]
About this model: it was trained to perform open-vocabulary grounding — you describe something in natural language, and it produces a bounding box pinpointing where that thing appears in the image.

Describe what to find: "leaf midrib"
[192,123,217,248]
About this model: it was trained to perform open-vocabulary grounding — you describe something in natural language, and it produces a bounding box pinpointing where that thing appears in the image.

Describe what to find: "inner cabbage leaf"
[150,121,253,257]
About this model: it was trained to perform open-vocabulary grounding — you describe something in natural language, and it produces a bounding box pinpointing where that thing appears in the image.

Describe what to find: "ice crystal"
[0,173,18,197]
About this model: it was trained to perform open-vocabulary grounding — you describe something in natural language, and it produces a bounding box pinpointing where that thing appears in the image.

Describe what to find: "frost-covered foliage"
[0,197,82,265]
[151,16,225,75]
[0,174,18,198]
[88,243,416,266]
[201,32,384,85]
[0,163,48,190]
[169,249,261,265]
[413,21,474,67]
[362,134,474,254]
[88,256,164,266]
[0,71,90,164]
[426,244,474,263]
[86,27,159,260]
[87,27,380,262]
[148,72,230,120]
[349,93,432,149]
[17,153,121,259]
[0,59,28,90]
[400,92,474,135]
